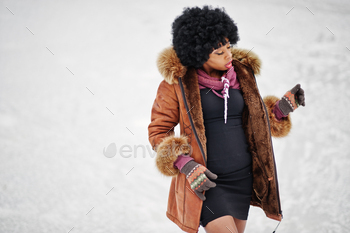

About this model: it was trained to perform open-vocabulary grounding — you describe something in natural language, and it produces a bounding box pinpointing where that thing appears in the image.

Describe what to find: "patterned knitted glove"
[180,160,217,201]
[278,84,305,115]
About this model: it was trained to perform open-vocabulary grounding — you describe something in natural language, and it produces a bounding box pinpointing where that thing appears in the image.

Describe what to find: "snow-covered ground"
[0,0,349,232]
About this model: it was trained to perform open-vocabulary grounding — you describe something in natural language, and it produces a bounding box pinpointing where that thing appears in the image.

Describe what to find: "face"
[202,41,233,75]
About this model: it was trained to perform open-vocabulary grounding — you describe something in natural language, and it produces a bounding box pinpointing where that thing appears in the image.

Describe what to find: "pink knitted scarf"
[197,66,240,123]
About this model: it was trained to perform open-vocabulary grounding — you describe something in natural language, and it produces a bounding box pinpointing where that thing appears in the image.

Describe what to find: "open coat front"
[148,47,292,233]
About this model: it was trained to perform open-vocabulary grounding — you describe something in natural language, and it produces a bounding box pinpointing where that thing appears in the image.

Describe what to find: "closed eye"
[216,45,231,55]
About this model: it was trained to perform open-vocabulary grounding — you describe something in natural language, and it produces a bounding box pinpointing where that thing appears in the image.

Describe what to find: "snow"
[0,0,349,232]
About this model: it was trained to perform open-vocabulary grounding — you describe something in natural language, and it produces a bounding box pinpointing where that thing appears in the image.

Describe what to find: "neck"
[201,67,223,79]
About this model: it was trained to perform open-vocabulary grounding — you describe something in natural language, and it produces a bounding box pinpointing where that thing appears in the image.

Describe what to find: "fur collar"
[157,46,261,84]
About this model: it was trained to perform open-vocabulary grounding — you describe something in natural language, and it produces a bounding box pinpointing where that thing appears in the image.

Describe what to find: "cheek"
[209,58,221,65]
[213,59,225,67]
[205,56,225,69]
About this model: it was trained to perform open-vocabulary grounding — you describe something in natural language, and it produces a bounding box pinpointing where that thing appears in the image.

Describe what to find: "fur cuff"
[155,135,191,176]
[263,96,292,138]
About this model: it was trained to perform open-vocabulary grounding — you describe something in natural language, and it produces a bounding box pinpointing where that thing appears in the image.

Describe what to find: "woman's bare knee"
[204,215,238,233]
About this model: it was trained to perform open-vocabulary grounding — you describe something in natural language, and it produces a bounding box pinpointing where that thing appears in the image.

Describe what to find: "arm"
[148,80,190,176]
[148,81,218,200]
[263,84,305,138]
[263,95,292,138]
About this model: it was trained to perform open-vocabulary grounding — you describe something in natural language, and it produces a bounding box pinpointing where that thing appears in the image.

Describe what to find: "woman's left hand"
[278,84,305,115]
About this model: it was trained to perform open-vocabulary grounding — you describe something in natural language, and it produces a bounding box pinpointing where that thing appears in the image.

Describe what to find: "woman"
[148,6,305,233]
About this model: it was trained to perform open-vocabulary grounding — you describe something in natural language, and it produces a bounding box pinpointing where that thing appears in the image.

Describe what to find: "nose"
[225,48,232,60]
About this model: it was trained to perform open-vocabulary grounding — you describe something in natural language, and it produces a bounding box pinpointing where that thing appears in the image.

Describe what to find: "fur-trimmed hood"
[157,46,262,84]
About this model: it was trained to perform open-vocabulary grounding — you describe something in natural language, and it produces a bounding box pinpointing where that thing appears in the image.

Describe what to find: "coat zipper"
[178,77,207,167]
[252,74,283,217]
[262,100,283,217]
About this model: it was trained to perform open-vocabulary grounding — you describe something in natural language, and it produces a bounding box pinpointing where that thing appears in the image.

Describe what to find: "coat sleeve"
[263,95,292,138]
[148,80,191,176]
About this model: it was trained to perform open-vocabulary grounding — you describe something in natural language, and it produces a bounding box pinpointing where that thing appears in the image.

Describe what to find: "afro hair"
[172,6,239,68]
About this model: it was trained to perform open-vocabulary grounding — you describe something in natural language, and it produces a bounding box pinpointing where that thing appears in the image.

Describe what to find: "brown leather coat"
[148,47,292,233]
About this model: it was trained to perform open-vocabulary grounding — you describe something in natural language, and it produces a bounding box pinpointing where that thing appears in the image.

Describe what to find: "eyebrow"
[212,42,231,53]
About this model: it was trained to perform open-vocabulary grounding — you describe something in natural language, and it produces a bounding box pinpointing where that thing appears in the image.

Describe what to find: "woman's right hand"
[279,84,305,115]
[180,160,217,201]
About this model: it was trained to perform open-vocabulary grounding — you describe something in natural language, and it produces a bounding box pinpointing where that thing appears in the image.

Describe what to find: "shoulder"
[231,47,261,75]
[154,80,179,104]
[157,47,187,85]
[156,46,262,85]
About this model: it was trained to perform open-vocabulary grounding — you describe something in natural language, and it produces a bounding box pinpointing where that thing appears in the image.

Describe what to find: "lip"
[225,60,233,69]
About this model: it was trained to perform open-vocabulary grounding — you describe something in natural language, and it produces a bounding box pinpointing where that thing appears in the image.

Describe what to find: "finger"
[195,190,206,201]
[298,87,304,95]
[291,84,301,94]
[206,180,216,189]
[204,181,217,192]
[196,183,205,192]
[298,95,305,106]
[296,89,305,106]
[204,169,218,180]
[197,180,216,192]
[299,88,305,106]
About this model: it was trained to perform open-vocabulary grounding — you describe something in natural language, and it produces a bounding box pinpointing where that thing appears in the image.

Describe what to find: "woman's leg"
[233,217,247,233]
[204,215,239,233]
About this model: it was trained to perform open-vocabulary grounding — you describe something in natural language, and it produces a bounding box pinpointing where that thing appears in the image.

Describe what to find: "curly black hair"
[172,6,239,68]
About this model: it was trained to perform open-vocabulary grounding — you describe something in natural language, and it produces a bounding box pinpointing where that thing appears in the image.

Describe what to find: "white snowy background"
[0,0,349,232]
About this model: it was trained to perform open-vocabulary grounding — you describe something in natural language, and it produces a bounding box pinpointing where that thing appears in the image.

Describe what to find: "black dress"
[199,88,253,227]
